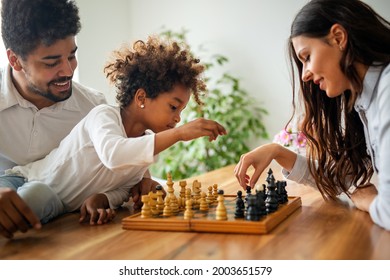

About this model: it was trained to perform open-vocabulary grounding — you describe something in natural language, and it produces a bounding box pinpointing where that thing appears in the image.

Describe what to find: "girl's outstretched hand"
[177,118,227,142]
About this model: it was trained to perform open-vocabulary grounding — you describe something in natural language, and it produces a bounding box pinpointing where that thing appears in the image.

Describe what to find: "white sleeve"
[281,154,318,188]
[86,106,155,171]
[104,185,132,209]
[369,66,390,230]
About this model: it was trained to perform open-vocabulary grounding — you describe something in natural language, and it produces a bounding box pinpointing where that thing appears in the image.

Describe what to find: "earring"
[140,104,145,109]
[339,45,344,51]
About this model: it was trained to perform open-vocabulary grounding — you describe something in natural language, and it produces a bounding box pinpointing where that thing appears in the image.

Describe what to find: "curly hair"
[104,36,206,108]
[1,0,81,60]
[288,0,390,199]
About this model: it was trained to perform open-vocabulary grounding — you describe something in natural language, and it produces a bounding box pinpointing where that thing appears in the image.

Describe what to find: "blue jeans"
[0,175,65,224]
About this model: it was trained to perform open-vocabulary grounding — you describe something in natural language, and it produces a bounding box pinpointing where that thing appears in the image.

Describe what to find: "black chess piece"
[277,180,288,204]
[245,185,251,210]
[234,190,245,218]
[266,168,273,184]
[255,189,267,216]
[265,175,278,214]
[262,184,267,200]
[245,194,261,221]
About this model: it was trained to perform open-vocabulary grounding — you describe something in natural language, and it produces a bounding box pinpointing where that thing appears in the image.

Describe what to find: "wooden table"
[1,162,389,260]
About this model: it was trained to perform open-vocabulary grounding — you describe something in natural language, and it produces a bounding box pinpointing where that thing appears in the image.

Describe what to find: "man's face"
[13,36,78,104]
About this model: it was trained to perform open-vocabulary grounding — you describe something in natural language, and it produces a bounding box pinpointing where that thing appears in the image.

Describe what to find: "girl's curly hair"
[104,36,206,108]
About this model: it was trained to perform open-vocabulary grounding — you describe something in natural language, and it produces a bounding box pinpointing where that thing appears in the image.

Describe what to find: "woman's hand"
[235,143,297,189]
[350,184,378,212]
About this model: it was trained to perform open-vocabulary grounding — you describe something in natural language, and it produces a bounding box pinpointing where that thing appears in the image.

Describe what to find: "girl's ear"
[7,49,23,71]
[134,88,147,108]
[329,23,348,51]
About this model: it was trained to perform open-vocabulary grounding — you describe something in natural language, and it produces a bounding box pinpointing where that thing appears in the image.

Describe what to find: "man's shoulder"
[71,81,107,106]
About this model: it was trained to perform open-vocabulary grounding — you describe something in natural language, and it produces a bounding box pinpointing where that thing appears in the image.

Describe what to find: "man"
[0,0,106,238]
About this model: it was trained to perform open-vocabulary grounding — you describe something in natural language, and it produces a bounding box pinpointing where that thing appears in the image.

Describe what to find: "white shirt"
[0,65,106,174]
[283,64,390,230]
[8,104,157,211]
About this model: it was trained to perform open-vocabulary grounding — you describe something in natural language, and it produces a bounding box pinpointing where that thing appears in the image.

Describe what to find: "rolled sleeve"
[282,154,317,188]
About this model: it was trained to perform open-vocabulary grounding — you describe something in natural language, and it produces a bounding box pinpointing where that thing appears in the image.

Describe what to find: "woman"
[235,0,390,230]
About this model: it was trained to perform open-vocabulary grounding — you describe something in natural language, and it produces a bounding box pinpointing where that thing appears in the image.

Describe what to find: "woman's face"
[292,34,351,98]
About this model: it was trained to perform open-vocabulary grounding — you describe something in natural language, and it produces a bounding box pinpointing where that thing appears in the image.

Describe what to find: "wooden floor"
[1,163,390,260]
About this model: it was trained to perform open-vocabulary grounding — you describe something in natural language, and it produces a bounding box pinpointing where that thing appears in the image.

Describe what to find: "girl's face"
[292,34,351,98]
[143,84,191,133]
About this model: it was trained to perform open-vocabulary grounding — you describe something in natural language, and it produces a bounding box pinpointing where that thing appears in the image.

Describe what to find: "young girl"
[5,36,226,228]
[235,0,390,230]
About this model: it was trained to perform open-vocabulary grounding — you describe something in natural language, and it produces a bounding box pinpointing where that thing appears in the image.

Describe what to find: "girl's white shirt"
[8,104,157,211]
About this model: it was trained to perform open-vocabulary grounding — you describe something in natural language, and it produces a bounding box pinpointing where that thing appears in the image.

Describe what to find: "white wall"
[75,0,390,148]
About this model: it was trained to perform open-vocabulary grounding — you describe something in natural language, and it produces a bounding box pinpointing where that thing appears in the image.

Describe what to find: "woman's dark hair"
[104,36,206,108]
[288,0,390,199]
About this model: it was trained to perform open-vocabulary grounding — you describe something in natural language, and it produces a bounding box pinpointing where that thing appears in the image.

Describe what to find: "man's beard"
[27,77,73,103]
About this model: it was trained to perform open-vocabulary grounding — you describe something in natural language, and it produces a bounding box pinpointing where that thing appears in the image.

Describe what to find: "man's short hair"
[1,0,81,59]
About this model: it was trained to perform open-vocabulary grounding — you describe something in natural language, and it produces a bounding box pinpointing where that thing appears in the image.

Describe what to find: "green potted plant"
[150,28,269,179]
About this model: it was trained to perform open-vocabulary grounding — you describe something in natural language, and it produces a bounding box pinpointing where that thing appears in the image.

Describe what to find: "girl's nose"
[174,114,181,123]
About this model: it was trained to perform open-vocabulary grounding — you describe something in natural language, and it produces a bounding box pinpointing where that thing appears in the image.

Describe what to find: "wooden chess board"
[122,195,301,234]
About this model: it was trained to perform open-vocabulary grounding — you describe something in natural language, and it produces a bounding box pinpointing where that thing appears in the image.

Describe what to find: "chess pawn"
[184,198,194,219]
[185,188,192,206]
[207,186,214,204]
[162,196,172,217]
[192,181,201,209]
[148,191,159,216]
[179,180,187,209]
[199,192,209,211]
[213,184,218,200]
[216,189,227,220]
[234,190,245,218]
[155,185,165,214]
[169,194,180,214]
[140,195,152,218]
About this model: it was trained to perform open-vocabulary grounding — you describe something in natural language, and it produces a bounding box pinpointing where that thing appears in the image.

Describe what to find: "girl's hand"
[177,118,227,142]
[79,193,116,225]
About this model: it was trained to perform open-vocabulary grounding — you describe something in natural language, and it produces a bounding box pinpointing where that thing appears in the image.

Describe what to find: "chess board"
[122,194,301,234]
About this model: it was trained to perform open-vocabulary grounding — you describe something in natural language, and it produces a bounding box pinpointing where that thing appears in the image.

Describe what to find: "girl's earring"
[339,45,343,51]
[140,104,145,109]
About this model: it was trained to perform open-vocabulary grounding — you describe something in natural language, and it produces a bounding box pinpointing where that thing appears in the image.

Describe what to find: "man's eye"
[45,62,59,68]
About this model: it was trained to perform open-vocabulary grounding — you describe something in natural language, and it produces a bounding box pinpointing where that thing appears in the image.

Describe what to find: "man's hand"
[79,193,116,225]
[0,188,41,239]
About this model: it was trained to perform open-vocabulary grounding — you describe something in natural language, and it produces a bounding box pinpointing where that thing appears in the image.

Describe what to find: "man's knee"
[19,181,56,203]
[18,181,64,223]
